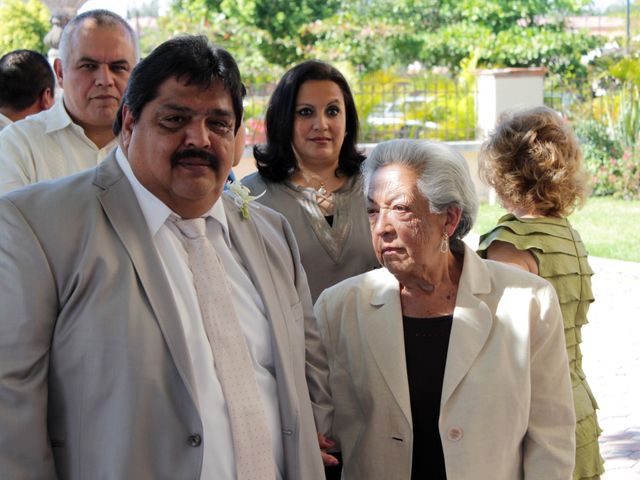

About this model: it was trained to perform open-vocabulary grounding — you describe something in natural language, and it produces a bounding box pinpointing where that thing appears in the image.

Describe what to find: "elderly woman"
[477,106,603,479]
[314,139,576,479]
[242,60,378,301]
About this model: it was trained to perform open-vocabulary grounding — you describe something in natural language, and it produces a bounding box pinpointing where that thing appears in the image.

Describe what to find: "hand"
[317,432,339,467]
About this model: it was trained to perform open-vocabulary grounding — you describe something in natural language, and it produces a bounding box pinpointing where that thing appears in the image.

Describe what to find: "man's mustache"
[171,148,219,169]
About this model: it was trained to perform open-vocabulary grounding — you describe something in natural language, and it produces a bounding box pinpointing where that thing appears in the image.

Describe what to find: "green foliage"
[573,59,640,200]
[352,68,475,142]
[602,59,640,199]
[308,13,413,72]
[607,83,640,150]
[158,0,607,79]
[453,0,590,29]
[488,27,599,77]
[418,21,600,77]
[0,0,50,55]
[306,0,602,76]
[159,0,282,81]
[163,0,339,68]
[574,119,623,196]
[221,0,340,66]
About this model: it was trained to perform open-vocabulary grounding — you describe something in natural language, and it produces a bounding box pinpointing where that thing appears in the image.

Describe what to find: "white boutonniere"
[228,181,264,220]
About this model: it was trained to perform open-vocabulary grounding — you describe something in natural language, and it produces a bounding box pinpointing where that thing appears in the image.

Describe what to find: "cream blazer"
[314,245,575,480]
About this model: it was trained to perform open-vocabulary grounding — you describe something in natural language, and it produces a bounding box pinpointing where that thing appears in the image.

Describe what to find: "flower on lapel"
[227,181,264,220]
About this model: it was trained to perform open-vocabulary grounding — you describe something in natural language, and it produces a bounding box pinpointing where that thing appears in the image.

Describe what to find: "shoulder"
[0,167,104,252]
[2,166,99,213]
[316,267,390,306]
[0,109,61,161]
[479,258,556,314]
[1,109,50,137]
[222,191,291,242]
[0,117,43,150]
[240,171,293,212]
[240,171,270,194]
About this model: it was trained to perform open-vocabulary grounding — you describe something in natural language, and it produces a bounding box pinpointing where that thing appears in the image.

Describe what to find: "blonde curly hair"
[479,106,588,217]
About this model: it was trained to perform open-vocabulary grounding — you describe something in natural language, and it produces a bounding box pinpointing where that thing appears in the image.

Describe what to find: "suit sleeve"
[523,283,576,479]
[0,126,35,195]
[280,216,333,436]
[0,197,59,478]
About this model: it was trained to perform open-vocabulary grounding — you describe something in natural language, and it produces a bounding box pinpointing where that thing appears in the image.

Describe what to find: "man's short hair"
[113,35,245,135]
[0,50,55,111]
[58,9,140,67]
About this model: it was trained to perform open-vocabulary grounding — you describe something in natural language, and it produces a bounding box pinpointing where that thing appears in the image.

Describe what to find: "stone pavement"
[581,256,640,479]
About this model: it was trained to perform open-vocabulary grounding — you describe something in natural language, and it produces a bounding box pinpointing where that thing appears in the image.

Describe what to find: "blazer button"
[446,426,464,442]
[188,434,202,447]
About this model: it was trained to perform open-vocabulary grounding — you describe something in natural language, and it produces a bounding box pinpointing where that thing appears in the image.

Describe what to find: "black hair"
[113,35,244,135]
[0,50,55,111]
[253,60,365,182]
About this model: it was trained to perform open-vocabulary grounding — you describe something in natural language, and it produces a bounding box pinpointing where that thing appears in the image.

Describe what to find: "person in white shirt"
[0,49,55,130]
[0,9,139,195]
[0,35,331,479]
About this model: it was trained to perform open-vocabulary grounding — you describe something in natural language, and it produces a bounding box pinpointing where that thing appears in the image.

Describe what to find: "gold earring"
[440,232,449,254]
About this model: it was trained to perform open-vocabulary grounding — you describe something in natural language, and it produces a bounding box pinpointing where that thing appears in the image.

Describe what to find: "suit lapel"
[222,195,298,436]
[366,272,413,425]
[222,196,286,340]
[441,246,493,408]
[94,153,198,402]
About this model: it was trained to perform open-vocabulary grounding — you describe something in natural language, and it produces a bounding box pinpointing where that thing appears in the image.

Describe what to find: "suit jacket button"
[446,426,463,442]
[188,434,202,447]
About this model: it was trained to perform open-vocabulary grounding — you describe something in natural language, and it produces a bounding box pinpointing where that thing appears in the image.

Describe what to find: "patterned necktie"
[173,216,275,480]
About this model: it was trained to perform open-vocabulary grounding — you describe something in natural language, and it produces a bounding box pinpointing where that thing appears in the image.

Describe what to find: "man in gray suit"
[0,35,331,479]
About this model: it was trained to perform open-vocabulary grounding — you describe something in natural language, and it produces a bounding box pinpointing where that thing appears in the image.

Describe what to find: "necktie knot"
[173,217,207,240]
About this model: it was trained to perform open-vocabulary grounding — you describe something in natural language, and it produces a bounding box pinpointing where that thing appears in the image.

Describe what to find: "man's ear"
[53,58,64,89]
[120,104,134,152]
[40,88,54,110]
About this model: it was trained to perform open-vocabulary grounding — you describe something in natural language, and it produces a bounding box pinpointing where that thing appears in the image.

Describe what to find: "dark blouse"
[403,314,453,480]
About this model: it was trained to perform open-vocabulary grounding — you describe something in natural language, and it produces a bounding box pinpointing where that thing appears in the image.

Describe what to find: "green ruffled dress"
[478,214,604,480]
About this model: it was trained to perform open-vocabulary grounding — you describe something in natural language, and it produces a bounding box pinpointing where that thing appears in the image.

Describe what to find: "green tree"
[222,0,340,65]
[0,0,50,55]
[311,0,602,76]
[164,0,339,67]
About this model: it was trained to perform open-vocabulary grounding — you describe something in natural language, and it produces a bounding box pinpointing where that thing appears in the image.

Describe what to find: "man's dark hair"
[253,60,365,182]
[113,35,244,135]
[0,50,55,111]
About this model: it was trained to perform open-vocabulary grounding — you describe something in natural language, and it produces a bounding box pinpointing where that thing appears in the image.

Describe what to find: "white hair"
[362,139,479,248]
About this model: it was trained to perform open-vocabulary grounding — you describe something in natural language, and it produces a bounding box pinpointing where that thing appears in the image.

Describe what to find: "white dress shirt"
[0,112,12,131]
[116,148,284,480]
[0,98,117,195]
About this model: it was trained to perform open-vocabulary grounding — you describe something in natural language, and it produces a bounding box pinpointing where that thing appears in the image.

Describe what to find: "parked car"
[366,94,438,138]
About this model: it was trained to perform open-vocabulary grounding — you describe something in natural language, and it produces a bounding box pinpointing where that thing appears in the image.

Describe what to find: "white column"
[475,67,547,140]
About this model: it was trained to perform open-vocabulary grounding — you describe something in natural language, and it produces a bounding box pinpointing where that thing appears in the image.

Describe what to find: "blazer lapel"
[441,246,493,408]
[366,271,413,425]
[94,153,198,402]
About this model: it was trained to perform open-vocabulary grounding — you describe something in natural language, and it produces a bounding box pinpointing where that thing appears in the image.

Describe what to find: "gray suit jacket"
[315,246,575,480]
[0,152,331,479]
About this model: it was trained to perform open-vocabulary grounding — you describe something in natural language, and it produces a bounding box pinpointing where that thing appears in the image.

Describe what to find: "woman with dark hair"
[242,60,378,302]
